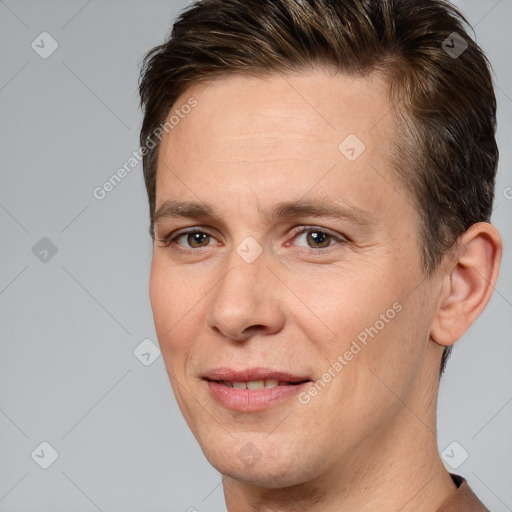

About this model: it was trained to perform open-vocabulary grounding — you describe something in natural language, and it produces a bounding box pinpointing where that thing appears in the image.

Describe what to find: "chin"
[199,433,315,488]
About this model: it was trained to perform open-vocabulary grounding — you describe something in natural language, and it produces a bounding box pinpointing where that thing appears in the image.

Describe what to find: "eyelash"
[156,226,347,253]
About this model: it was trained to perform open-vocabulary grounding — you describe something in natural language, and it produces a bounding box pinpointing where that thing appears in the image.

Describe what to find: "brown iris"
[306,231,331,248]
[187,232,211,248]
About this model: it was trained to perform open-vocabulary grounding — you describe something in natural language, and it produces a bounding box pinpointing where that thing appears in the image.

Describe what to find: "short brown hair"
[139,0,498,374]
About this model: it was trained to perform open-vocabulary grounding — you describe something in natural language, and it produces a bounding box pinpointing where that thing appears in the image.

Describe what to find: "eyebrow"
[153,200,220,226]
[270,199,374,226]
[152,198,374,229]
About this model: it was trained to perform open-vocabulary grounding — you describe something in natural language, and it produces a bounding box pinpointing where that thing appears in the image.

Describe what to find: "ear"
[430,222,502,347]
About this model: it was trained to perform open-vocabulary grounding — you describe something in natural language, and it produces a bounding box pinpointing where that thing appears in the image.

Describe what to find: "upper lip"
[202,367,311,383]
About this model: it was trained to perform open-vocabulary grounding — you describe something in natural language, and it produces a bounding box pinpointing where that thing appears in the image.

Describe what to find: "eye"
[291,227,345,249]
[179,231,213,248]
[157,229,218,249]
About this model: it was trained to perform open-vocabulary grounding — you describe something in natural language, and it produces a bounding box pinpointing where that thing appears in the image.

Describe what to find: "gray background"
[0,0,510,511]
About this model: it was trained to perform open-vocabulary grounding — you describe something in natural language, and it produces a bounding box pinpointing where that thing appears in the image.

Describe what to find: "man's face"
[150,70,442,486]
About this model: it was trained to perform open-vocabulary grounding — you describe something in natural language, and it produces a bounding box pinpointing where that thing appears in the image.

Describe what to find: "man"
[138,0,502,510]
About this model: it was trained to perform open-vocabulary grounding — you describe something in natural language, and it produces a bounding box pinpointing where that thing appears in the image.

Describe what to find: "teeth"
[219,379,285,389]
[247,380,265,390]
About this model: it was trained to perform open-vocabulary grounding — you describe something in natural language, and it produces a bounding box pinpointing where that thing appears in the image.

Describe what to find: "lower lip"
[205,380,311,412]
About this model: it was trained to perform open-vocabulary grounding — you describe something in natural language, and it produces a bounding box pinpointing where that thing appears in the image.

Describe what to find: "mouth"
[206,379,310,389]
[201,368,312,411]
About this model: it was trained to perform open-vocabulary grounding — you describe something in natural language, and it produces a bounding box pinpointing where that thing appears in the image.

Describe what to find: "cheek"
[289,264,404,354]
[149,259,197,355]
[148,263,173,335]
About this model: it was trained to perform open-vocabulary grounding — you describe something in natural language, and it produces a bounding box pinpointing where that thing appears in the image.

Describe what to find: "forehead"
[155,70,402,219]
[161,70,392,152]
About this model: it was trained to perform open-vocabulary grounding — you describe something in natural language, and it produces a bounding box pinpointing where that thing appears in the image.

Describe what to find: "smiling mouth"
[209,379,310,389]
[203,375,313,411]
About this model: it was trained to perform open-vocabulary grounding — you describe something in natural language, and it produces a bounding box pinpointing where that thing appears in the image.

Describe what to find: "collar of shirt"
[437,474,490,512]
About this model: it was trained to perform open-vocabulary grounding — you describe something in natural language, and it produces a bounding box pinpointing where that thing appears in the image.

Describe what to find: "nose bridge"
[213,240,267,312]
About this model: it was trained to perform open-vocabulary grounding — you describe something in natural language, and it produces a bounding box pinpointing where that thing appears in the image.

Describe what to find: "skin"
[149,69,502,511]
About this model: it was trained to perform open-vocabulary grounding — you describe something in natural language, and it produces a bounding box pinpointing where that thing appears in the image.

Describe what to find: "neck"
[223,344,457,512]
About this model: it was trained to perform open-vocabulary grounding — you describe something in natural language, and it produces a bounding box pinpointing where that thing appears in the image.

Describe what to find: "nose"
[205,249,286,343]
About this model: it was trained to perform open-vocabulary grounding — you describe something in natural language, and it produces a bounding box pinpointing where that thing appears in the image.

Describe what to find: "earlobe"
[430,222,502,347]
